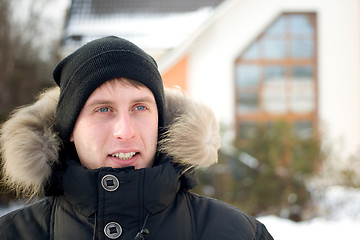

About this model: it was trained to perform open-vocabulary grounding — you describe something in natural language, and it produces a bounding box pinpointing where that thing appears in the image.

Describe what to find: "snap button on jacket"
[101,175,120,192]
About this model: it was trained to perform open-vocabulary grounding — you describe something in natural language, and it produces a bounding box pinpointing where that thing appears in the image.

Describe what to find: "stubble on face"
[70,78,158,170]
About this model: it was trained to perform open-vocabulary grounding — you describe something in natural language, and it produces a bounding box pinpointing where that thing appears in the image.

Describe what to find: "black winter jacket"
[0,88,273,239]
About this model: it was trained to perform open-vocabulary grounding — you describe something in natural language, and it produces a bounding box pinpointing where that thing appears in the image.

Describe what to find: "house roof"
[88,0,224,14]
[62,0,224,57]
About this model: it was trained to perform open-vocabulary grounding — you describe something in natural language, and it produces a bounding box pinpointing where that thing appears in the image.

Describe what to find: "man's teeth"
[112,152,136,160]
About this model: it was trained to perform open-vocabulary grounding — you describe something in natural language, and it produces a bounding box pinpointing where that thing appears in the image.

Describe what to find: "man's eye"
[135,105,147,111]
[98,107,110,112]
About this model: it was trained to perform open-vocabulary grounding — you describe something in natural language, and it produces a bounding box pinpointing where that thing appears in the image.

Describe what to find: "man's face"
[70,79,158,169]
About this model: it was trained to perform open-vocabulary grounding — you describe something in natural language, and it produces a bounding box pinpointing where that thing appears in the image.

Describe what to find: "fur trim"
[159,88,220,168]
[0,87,61,197]
[0,87,220,197]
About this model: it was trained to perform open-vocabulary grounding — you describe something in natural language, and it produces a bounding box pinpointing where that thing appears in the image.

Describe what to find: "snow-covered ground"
[259,186,360,239]
[1,186,358,239]
[259,215,356,240]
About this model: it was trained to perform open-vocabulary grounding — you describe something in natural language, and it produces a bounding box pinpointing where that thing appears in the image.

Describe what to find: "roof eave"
[158,0,240,74]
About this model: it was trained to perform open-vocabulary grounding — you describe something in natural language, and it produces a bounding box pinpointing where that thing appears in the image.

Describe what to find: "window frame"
[234,12,318,139]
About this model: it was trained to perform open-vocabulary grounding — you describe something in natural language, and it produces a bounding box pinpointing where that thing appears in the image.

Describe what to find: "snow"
[1,186,358,239]
[258,185,360,239]
[258,216,356,240]
[314,185,360,220]
[64,7,215,54]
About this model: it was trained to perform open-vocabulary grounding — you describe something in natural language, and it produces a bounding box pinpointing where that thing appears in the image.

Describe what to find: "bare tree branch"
[0,0,57,119]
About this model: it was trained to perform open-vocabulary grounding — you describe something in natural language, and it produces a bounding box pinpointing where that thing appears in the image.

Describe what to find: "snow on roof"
[88,0,223,14]
[64,8,215,53]
[62,0,223,56]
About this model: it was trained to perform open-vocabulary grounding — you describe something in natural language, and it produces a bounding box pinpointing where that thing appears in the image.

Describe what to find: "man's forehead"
[87,79,156,104]
[102,78,146,89]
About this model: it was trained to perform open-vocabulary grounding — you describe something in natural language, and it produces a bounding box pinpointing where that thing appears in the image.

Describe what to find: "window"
[235,13,317,138]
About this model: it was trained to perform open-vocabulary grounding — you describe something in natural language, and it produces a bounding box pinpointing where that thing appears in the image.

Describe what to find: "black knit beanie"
[53,36,165,142]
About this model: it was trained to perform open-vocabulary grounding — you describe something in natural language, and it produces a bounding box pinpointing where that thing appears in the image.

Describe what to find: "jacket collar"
[61,157,184,217]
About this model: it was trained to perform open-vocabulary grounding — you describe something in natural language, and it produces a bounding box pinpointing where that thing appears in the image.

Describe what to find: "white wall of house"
[184,0,360,160]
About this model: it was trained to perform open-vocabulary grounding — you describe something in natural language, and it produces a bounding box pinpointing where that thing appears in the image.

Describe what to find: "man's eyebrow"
[86,99,114,107]
[132,96,156,104]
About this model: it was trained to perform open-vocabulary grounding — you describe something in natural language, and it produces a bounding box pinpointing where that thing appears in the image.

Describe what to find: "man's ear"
[70,133,74,142]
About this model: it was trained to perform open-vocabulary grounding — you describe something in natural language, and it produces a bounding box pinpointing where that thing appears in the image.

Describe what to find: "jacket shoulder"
[0,197,54,239]
[185,193,273,240]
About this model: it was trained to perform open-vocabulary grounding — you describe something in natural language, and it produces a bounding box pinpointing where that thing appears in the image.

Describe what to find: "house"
[61,0,360,165]
[159,0,360,166]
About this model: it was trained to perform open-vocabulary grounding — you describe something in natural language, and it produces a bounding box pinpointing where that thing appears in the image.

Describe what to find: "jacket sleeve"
[0,198,52,240]
[187,193,274,240]
[254,220,274,240]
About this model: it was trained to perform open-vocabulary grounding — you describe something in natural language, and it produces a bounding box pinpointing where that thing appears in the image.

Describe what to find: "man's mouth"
[111,152,137,160]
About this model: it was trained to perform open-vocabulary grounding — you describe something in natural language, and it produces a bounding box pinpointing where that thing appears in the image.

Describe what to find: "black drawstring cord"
[92,212,97,240]
[134,212,151,240]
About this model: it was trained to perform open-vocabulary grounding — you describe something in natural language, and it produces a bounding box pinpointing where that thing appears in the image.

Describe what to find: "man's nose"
[113,114,135,140]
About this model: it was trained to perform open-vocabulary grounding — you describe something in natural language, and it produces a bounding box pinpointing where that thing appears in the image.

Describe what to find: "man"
[0,36,273,239]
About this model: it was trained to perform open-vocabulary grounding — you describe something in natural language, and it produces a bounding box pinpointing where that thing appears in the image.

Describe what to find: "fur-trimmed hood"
[0,87,220,197]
